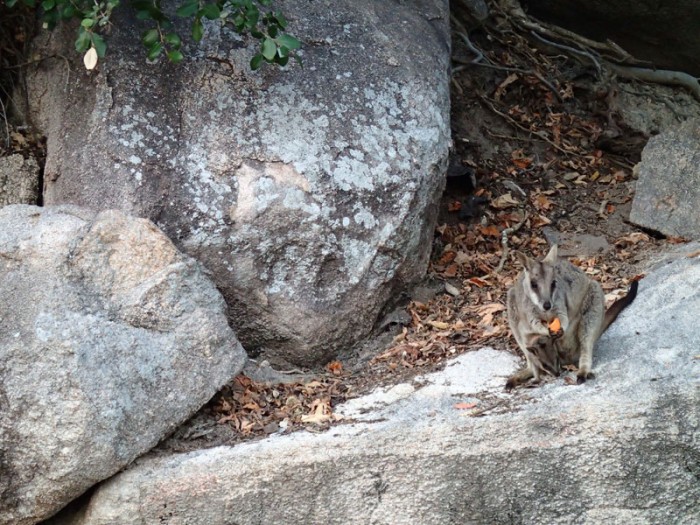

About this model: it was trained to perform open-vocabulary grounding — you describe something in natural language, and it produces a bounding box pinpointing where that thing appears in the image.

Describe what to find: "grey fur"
[506,244,610,388]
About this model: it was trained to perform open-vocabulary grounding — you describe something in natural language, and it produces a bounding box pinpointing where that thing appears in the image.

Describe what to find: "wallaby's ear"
[542,244,558,264]
[515,251,534,271]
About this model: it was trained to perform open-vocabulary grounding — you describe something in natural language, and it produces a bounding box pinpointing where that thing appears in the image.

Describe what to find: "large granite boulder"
[630,119,700,239]
[46,246,700,524]
[26,0,452,366]
[0,205,245,525]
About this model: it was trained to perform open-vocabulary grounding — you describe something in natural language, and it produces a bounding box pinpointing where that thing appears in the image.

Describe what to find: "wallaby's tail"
[601,280,639,333]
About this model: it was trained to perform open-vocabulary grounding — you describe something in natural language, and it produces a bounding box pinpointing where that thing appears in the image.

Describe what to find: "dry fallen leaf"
[495,73,519,101]
[454,402,478,410]
[428,320,450,330]
[491,193,519,209]
[479,224,501,238]
[301,398,332,424]
[615,232,650,247]
[532,193,553,212]
[326,360,343,376]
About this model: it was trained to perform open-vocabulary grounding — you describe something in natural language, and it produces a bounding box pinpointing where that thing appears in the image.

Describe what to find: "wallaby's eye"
[551,280,556,291]
[531,281,538,291]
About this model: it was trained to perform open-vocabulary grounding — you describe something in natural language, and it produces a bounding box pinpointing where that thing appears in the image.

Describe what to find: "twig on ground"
[529,30,602,77]
[453,30,563,102]
[0,95,9,149]
[477,94,583,156]
[495,212,529,273]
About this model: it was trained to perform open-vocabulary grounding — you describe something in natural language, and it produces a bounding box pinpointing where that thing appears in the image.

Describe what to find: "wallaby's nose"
[543,301,552,311]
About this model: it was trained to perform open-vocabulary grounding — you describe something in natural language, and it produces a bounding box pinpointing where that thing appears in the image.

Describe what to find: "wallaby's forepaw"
[576,371,595,384]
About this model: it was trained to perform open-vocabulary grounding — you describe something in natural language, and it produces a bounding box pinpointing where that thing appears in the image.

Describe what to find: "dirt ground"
[159,13,700,453]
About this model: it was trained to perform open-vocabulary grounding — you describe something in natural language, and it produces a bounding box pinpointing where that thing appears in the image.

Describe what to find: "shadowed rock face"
[522,0,700,77]
[630,119,700,239]
[47,245,700,525]
[26,0,452,366]
[0,205,245,525]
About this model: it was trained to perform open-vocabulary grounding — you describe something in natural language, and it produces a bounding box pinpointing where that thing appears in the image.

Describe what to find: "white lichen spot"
[353,206,377,229]
[128,155,142,165]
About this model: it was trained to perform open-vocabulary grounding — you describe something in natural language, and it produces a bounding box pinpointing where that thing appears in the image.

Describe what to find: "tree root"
[607,64,700,101]
[495,212,528,274]
[493,0,700,101]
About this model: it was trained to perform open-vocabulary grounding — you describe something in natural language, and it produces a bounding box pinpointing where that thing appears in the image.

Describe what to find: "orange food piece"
[548,318,561,332]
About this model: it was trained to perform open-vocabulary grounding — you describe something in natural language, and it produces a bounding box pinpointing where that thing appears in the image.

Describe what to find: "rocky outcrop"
[0,154,40,206]
[47,245,700,524]
[0,205,246,525]
[630,119,700,239]
[26,0,452,366]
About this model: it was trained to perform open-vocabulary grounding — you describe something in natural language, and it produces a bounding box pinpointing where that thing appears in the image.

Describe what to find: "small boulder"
[630,119,700,238]
[0,205,245,525]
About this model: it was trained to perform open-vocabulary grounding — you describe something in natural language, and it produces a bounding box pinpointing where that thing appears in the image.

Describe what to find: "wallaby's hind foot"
[505,367,534,391]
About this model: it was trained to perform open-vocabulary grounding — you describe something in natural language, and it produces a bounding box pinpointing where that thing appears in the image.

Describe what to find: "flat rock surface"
[0,205,245,525]
[630,119,700,239]
[50,250,700,524]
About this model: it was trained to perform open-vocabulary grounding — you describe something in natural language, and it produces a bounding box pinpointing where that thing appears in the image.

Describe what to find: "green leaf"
[167,49,184,63]
[60,4,76,18]
[277,45,288,58]
[75,30,91,53]
[192,17,204,41]
[274,11,287,29]
[244,8,259,29]
[274,55,289,66]
[147,43,163,61]
[268,25,278,38]
[164,33,182,48]
[261,38,276,60]
[41,0,55,10]
[142,29,159,47]
[91,33,107,57]
[81,18,95,28]
[250,53,263,70]
[6,0,19,8]
[200,4,220,20]
[176,0,199,17]
[277,34,300,50]
[258,0,272,6]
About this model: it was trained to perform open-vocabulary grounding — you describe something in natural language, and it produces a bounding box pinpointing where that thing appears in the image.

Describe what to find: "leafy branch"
[5,0,301,70]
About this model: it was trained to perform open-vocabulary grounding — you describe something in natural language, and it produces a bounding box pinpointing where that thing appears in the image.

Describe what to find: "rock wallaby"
[506,244,638,389]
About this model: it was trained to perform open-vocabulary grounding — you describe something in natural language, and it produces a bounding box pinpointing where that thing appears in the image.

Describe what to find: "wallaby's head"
[516,244,558,314]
